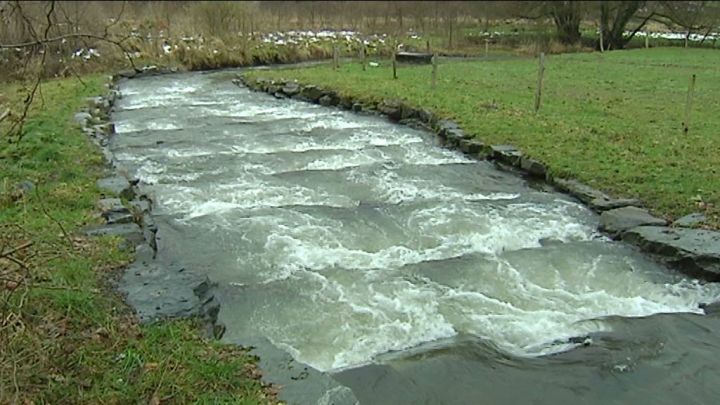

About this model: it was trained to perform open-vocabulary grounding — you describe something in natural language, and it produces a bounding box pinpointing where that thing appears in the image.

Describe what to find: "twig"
[0,241,33,259]
[34,188,73,250]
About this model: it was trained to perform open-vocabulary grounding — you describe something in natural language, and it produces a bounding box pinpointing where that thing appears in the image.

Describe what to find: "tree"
[599,1,654,50]
[548,1,584,44]
[654,1,720,47]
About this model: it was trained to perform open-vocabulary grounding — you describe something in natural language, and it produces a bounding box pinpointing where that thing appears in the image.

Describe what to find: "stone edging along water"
[236,75,720,283]
[76,71,361,405]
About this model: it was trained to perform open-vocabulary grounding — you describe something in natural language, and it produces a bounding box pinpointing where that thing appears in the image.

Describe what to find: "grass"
[245,47,720,227]
[0,77,274,403]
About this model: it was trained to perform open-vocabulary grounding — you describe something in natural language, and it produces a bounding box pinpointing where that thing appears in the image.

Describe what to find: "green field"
[246,48,720,227]
[0,78,273,403]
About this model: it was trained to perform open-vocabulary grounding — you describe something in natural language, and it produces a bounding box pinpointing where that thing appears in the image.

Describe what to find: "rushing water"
[111,71,720,404]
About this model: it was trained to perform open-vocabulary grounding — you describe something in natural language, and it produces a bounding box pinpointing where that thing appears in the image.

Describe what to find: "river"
[110,70,720,404]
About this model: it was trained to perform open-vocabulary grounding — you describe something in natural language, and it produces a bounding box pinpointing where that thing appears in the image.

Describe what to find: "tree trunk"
[550,1,582,45]
[600,1,646,51]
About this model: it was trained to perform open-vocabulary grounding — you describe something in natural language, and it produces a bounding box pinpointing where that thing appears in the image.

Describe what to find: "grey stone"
[436,120,460,138]
[74,111,92,125]
[97,176,135,200]
[281,82,301,96]
[129,199,151,214]
[97,197,125,213]
[418,109,435,125]
[673,213,707,228]
[105,211,135,224]
[539,237,564,247]
[589,197,642,211]
[338,97,354,110]
[400,105,419,121]
[300,85,324,102]
[520,157,547,177]
[83,223,144,247]
[622,226,720,281]
[444,128,466,146]
[117,69,138,79]
[17,181,35,193]
[378,100,403,121]
[319,94,334,106]
[490,145,523,166]
[600,206,667,237]
[119,244,209,321]
[458,139,486,155]
[399,118,431,131]
[552,178,610,205]
[351,103,363,112]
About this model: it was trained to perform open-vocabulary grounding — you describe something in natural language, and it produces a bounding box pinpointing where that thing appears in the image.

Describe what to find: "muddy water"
[111,71,720,404]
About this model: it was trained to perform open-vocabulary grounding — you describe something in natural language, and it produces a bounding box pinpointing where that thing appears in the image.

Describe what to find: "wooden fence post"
[534,52,545,113]
[360,43,367,71]
[431,53,437,89]
[684,73,696,134]
[484,39,489,58]
[599,28,604,52]
[333,44,338,70]
[645,32,649,49]
[392,49,397,79]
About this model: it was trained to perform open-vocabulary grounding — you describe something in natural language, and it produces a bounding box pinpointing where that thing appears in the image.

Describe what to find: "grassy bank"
[0,78,273,403]
[245,47,720,228]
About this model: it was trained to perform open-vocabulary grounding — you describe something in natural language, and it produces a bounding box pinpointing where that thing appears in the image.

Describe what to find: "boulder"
[673,213,707,228]
[490,145,523,166]
[97,176,135,200]
[599,206,667,238]
[622,226,720,281]
[351,103,363,112]
[519,157,547,177]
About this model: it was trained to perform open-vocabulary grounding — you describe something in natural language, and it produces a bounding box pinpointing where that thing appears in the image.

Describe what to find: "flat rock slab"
[589,197,642,211]
[227,335,359,405]
[120,245,209,321]
[490,145,523,166]
[83,223,144,247]
[97,176,135,200]
[519,157,547,177]
[622,226,720,281]
[104,211,135,225]
[553,178,609,205]
[673,213,707,228]
[600,206,667,237]
[97,197,125,213]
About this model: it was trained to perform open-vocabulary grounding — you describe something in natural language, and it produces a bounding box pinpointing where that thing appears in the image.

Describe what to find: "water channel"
[111,71,720,404]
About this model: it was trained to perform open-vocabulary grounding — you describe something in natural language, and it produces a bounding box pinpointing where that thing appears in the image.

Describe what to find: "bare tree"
[0,0,137,142]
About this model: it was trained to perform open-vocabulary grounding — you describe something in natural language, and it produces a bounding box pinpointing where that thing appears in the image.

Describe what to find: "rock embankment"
[237,75,720,282]
[75,79,220,329]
